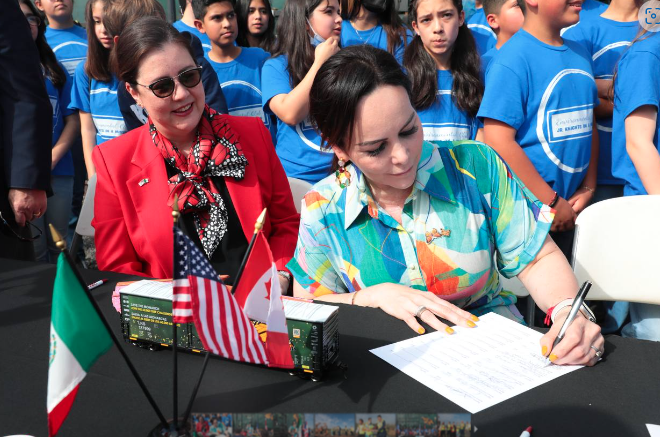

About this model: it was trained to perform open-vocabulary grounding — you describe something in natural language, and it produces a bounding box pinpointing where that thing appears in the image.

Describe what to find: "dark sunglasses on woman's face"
[135,66,203,98]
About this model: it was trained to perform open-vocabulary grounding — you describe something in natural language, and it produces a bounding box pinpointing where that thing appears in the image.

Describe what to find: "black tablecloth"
[2,259,660,436]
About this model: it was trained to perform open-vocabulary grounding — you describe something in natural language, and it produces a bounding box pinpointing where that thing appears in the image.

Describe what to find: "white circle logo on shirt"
[295,118,332,153]
[639,1,660,32]
[536,69,595,174]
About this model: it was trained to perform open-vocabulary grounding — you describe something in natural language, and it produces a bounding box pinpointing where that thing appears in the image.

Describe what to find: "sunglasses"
[0,211,43,242]
[135,66,203,98]
[26,15,42,27]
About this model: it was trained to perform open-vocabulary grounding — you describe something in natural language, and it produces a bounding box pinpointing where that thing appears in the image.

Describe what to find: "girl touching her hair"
[19,0,80,262]
[236,0,277,52]
[261,0,342,184]
[340,0,412,64]
[69,0,127,178]
[404,0,484,143]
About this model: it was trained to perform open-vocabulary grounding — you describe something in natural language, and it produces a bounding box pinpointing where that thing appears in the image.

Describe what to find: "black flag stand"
[179,208,268,427]
[49,225,169,430]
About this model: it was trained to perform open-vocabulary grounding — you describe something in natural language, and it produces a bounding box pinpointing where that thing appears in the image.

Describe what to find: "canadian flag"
[233,232,294,369]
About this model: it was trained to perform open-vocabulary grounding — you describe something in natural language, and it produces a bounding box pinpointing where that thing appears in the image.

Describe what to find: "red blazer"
[92,116,299,279]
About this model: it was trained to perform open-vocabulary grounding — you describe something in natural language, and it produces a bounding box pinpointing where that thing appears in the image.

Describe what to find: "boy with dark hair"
[467,0,497,56]
[193,0,275,141]
[478,0,600,259]
[174,0,213,52]
[480,0,525,72]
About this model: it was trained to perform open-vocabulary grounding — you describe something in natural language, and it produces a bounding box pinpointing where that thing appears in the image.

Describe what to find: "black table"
[2,259,660,437]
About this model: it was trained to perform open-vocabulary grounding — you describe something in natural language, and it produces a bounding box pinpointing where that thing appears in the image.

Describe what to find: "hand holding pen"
[540,281,605,366]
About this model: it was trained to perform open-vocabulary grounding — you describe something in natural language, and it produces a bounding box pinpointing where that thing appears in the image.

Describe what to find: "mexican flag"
[47,254,112,436]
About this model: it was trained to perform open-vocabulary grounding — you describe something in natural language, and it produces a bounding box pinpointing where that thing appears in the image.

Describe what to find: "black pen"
[551,281,592,351]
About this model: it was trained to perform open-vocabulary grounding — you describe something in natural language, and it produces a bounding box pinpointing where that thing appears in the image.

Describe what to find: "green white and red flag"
[47,254,112,436]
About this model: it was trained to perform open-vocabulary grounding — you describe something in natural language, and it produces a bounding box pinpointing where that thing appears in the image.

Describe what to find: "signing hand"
[540,308,604,366]
[550,196,577,232]
[8,188,47,226]
[358,283,479,334]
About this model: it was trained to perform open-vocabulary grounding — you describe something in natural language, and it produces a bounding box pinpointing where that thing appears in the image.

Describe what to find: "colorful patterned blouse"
[287,141,554,321]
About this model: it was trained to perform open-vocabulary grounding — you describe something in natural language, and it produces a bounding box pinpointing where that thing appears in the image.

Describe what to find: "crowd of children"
[16,0,660,340]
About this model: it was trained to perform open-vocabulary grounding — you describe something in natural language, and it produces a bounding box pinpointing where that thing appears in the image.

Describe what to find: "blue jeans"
[33,175,73,263]
[622,303,660,342]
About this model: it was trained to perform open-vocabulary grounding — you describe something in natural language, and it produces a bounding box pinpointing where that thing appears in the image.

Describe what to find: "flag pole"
[49,224,168,429]
[171,196,181,431]
[180,208,267,426]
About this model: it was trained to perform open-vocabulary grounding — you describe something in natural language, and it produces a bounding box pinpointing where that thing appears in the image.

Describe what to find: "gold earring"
[335,159,351,189]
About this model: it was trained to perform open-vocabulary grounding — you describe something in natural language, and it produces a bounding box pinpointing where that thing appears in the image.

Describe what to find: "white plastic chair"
[69,174,97,259]
[287,177,313,214]
[572,195,660,304]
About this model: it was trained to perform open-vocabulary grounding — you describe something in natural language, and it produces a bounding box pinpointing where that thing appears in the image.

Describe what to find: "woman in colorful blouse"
[288,45,603,366]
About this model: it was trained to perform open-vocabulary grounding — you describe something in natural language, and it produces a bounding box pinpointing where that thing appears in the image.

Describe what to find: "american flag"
[173,227,268,365]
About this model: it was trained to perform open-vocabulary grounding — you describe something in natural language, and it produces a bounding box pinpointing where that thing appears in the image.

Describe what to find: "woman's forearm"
[516,236,578,312]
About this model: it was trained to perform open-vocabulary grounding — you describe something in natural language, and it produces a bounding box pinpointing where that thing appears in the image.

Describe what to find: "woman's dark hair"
[404,0,483,115]
[103,0,167,38]
[309,45,411,155]
[85,0,113,82]
[19,0,67,89]
[341,0,409,56]
[271,0,326,88]
[111,16,196,85]
[235,0,276,52]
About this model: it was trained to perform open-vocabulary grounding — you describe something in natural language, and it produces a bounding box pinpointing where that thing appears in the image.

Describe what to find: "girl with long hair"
[235,0,277,52]
[18,0,80,262]
[261,0,342,184]
[610,29,660,341]
[69,0,127,178]
[404,0,484,142]
[340,0,412,64]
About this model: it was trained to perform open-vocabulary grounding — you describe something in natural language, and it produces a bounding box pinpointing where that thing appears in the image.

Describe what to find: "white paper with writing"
[370,312,583,413]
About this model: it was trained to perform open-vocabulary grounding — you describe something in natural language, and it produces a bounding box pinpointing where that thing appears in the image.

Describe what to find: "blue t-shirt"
[173,20,212,53]
[467,9,496,57]
[205,47,276,141]
[612,33,660,196]
[340,21,413,64]
[480,46,498,81]
[45,68,75,177]
[69,62,127,145]
[561,0,608,35]
[44,26,88,78]
[478,29,599,200]
[418,70,480,142]
[563,16,639,186]
[262,55,333,184]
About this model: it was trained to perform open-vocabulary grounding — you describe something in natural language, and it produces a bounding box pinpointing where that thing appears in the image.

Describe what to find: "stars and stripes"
[173,227,268,365]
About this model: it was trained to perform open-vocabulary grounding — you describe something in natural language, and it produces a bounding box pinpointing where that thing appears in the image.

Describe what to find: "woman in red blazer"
[92,17,299,285]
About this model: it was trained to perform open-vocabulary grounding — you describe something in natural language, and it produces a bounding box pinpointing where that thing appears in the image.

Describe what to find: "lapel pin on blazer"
[138,178,150,187]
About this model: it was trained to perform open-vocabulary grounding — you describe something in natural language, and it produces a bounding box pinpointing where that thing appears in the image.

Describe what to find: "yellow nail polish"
[471,315,479,322]
[418,327,425,334]
[466,320,476,328]
[549,354,558,362]
[542,346,548,356]
[445,327,455,335]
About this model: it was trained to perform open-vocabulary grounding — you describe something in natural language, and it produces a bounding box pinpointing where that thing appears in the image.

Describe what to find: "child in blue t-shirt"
[36,0,88,77]
[20,0,79,262]
[193,0,275,142]
[175,0,213,52]
[611,31,660,341]
[467,1,496,56]
[70,0,126,178]
[480,0,524,75]
[235,0,277,53]
[561,0,608,35]
[340,0,413,65]
[478,0,599,257]
[262,0,342,184]
[404,0,483,142]
[563,0,641,336]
